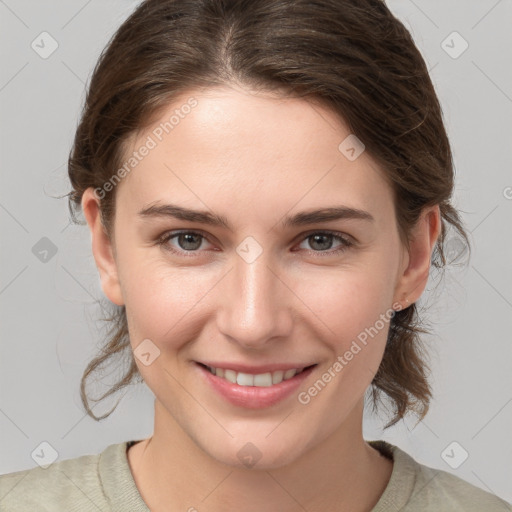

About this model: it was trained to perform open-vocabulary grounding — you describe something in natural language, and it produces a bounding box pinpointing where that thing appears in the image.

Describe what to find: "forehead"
[116,85,392,223]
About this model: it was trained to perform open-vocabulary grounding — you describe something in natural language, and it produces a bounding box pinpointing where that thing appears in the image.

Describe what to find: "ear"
[393,205,441,309]
[81,188,124,306]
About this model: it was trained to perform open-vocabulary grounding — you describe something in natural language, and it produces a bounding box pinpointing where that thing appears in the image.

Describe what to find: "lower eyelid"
[298,235,352,254]
[160,232,212,252]
[157,231,353,255]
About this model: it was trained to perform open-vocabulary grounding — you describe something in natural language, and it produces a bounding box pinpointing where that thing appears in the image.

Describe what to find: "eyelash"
[155,229,354,258]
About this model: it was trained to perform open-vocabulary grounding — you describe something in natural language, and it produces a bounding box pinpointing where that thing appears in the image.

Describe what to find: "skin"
[82,84,440,511]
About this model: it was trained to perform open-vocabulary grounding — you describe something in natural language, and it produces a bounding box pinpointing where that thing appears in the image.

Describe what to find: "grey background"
[1,0,511,503]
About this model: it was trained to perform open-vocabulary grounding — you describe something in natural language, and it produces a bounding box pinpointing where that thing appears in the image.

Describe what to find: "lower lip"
[196,363,316,409]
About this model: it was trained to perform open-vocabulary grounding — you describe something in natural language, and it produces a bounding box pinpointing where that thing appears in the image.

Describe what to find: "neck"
[127,399,393,512]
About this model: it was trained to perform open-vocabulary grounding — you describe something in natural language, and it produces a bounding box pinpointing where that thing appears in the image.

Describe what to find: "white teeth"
[272,370,284,385]
[253,373,273,387]
[205,365,306,387]
[224,369,237,384]
[236,372,254,386]
[284,368,297,380]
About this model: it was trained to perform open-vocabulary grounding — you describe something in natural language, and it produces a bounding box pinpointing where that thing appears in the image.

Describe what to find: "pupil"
[311,234,332,251]
[180,233,201,250]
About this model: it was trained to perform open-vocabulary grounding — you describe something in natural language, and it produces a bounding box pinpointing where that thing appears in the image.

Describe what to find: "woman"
[1,0,510,510]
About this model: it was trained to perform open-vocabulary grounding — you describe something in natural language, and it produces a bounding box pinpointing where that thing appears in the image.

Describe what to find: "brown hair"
[67,0,470,427]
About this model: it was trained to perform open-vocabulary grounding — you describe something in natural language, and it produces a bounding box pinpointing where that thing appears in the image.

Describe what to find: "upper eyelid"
[159,229,353,248]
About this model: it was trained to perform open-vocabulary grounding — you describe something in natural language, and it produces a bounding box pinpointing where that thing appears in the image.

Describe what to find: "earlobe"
[393,205,441,308]
[81,188,125,306]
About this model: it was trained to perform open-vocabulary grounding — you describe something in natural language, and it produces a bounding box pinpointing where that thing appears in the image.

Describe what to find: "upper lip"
[197,361,317,374]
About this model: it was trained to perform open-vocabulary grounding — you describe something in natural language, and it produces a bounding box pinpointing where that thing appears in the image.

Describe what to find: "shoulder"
[411,461,511,510]
[0,442,124,512]
[371,441,512,511]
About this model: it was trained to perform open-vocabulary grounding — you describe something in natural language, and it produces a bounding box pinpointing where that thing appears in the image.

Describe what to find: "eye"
[296,231,353,256]
[156,230,214,256]
[156,230,353,257]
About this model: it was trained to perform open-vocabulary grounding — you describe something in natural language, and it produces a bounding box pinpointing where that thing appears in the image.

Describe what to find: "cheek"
[295,269,397,412]
[291,256,399,394]
[295,258,397,340]
[119,253,216,344]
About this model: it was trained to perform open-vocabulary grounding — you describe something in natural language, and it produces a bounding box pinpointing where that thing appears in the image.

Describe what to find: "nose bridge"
[217,246,291,347]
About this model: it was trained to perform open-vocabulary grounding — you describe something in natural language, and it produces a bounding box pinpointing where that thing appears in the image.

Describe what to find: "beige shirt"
[0,439,510,511]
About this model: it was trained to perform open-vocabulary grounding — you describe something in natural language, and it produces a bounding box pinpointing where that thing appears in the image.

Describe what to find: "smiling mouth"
[197,363,317,387]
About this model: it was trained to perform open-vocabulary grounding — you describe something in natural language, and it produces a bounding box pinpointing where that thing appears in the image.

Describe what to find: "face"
[84,84,436,469]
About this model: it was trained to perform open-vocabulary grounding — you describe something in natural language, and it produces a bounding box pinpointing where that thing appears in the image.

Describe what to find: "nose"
[216,250,293,350]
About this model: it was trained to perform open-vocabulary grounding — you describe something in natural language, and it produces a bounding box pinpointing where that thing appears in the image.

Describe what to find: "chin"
[200,433,309,471]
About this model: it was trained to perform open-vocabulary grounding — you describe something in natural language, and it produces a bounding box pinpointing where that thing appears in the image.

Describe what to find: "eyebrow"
[137,203,374,230]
